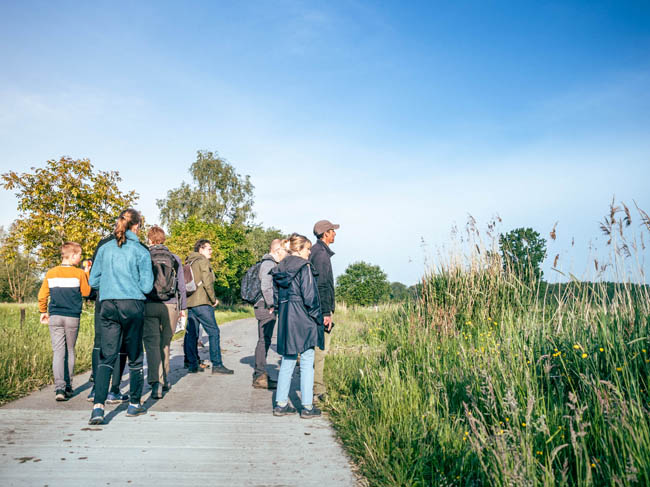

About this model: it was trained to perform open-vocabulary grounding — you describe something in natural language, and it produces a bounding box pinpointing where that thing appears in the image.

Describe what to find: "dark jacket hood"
[272,255,309,288]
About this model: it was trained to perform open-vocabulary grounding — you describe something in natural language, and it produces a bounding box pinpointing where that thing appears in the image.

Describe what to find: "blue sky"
[1,1,649,285]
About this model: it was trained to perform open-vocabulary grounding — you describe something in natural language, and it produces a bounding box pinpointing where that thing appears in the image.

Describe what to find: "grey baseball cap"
[313,220,340,236]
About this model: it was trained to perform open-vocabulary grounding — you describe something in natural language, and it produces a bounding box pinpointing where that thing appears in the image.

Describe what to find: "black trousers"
[254,306,276,378]
[92,301,127,394]
[94,299,145,405]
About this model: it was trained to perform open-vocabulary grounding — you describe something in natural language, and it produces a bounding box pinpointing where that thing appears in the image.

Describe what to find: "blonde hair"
[286,233,311,255]
[61,242,82,260]
[147,226,166,245]
[114,209,142,247]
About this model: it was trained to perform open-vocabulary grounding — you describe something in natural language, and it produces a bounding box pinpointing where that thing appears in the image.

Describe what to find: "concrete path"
[0,318,359,486]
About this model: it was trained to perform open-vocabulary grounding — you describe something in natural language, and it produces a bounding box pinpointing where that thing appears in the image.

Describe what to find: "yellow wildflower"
[599,347,604,352]
[582,353,588,359]
[573,344,580,350]
[616,367,623,372]
[522,422,527,427]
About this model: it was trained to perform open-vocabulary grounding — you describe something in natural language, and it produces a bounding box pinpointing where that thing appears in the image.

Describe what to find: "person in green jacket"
[183,239,234,374]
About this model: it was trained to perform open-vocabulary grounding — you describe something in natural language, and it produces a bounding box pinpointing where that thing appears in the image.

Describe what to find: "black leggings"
[92,301,127,394]
[93,299,145,405]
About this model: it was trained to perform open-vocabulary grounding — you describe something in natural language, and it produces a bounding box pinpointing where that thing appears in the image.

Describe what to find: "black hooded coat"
[271,255,324,356]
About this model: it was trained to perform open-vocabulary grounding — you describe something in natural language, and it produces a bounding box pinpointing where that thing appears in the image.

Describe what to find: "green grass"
[0,302,253,406]
[324,269,650,486]
[0,302,95,405]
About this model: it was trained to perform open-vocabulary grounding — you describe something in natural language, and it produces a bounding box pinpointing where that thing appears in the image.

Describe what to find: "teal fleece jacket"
[89,230,154,301]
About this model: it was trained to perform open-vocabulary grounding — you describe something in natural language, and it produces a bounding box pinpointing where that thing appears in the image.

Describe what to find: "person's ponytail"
[114,208,141,247]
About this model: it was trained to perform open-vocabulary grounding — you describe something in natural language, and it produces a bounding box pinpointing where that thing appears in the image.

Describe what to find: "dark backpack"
[240,257,274,304]
[147,247,178,301]
[183,258,201,297]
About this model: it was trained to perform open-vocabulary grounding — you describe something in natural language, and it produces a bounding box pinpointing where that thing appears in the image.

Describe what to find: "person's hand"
[180,310,186,318]
[213,299,219,307]
[268,307,274,314]
[323,315,332,331]
[82,259,92,273]
[40,313,49,324]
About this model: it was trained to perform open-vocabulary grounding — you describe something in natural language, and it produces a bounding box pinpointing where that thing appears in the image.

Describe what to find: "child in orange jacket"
[38,242,91,401]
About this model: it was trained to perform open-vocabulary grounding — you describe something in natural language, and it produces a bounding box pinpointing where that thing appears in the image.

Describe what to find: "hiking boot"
[273,403,297,416]
[187,366,204,373]
[87,386,95,402]
[212,365,234,375]
[252,374,268,389]
[64,385,74,398]
[300,406,322,419]
[162,381,171,392]
[106,392,129,404]
[150,382,162,399]
[88,407,104,425]
[252,374,276,389]
[126,403,147,417]
[55,389,67,401]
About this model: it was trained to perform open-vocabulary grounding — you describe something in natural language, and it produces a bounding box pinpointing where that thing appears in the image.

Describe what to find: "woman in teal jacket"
[88,208,153,425]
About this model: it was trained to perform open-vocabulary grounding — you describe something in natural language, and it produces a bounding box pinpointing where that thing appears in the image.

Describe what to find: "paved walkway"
[0,318,359,486]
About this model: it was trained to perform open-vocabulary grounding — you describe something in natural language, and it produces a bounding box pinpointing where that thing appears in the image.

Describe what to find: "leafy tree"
[1,157,138,268]
[165,217,255,304]
[245,225,286,261]
[336,261,391,307]
[0,227,40,303]
[499,227,547,282]
[389,281,410,302]
[157,150,254,228]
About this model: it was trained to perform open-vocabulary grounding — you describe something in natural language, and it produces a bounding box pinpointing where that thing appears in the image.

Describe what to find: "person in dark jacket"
[309,219,339,401]
[87,209,154,425]
[252,238,288,389]
[271,233,324,419]
[143,226,187,399]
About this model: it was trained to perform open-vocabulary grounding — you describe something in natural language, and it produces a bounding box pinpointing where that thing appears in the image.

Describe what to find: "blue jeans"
[185,305,223,368]
[275,348,315,408]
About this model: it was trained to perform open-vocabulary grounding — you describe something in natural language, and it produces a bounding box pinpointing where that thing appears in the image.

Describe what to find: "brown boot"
[252,373,269,389]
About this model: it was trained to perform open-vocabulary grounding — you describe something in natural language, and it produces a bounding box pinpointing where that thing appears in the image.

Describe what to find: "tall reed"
[325,204,650,486]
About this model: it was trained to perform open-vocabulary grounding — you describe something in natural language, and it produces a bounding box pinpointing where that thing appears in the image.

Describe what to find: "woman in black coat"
[271,233,324,418]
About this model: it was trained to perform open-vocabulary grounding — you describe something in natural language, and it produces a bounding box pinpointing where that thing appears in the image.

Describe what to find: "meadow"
[325,257,650,486]
[0,302,253,406]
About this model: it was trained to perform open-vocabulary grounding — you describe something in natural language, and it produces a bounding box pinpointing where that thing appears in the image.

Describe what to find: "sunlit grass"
[325,259,650,486]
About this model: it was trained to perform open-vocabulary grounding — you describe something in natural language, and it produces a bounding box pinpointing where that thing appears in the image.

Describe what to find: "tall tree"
[157,150,255,227]
[1,157,138,268]
[336,261,391,307]
[499,227,547,282]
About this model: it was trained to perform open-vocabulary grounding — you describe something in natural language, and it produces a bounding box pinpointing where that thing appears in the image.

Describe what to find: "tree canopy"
[499,227,547,282]
[336,261,391,306]
[1,157,138,269]
[389,281,410,302]
[157,150,255,228]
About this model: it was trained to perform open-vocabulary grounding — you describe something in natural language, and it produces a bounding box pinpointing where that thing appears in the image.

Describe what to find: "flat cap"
[313,219,340,236]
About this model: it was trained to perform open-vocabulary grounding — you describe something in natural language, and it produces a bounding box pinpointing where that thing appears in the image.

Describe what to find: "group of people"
[38,207,339,425]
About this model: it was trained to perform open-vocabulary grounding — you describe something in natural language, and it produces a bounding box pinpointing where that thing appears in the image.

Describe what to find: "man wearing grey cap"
[310,219,339,401]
